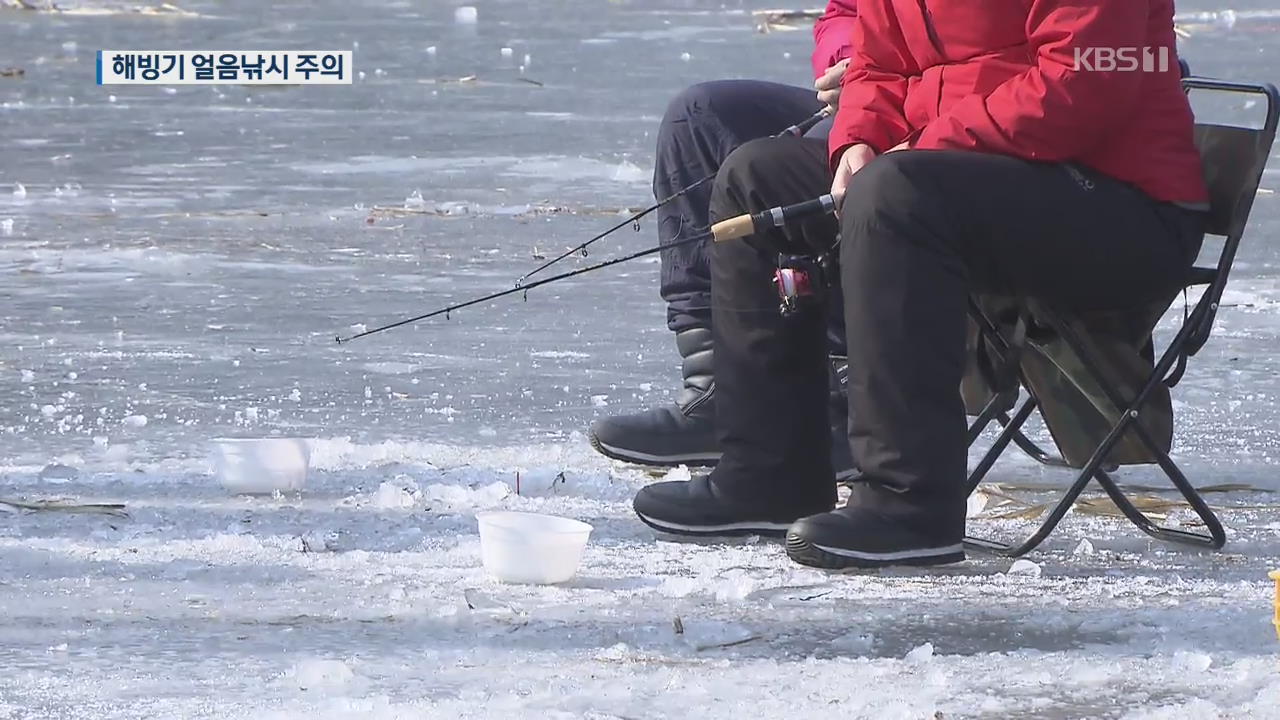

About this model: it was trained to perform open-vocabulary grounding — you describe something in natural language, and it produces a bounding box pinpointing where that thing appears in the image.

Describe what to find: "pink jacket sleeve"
[812,0,859,79]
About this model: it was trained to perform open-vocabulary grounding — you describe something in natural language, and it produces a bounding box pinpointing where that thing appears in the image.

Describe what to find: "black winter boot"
[589,328,721,466]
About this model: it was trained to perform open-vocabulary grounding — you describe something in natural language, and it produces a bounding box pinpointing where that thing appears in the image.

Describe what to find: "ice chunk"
[904,642,934,663]
[290,658,354,690]
[680,52,692,62]
[122,415,148,428]
[423,480,509,509]
[500,47,513,58]
[612,160,647,183]
[373,481,416,509]
[590,394,609,407]
[1173,650,1213,673]
[0,218,13,235]
[965,490,988,518]
[39,463,79,480]
[1072,539,1096,557]
[426,46,437,56]
[12,183,26,198]
[454,6,478,24]
[661,465,692,482]
[20,369,34,382]
[1007,559,1042,577]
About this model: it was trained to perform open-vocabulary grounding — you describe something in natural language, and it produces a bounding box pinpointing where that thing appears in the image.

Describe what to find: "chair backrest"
[1186,79,1279,238]
[1181,79,1279,351]
[1195,123,1274,237]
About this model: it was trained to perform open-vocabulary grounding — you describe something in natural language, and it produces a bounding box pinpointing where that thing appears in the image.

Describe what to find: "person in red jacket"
[633,0,1208,568]
[588,2,860,477]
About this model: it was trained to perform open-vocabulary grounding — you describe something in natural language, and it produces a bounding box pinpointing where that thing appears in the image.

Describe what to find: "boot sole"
[589,432,721,468]
[590,433,861,482]
[786,534,965,569]
[636,512,791,539]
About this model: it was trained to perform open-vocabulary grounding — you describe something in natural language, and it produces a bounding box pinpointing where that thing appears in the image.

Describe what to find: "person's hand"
[815,59,849,111]
[830,143,877,210]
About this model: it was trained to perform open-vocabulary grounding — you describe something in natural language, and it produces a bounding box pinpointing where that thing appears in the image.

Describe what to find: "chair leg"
[999,411,1072,468]
[966,398,1038,495]
[965,305,1228,556]
[967,391,1014,444]
[1091,446,1226,549]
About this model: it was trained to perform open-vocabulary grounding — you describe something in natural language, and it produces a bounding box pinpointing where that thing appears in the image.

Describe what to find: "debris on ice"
[1007,559,1043,577]
[12,183,26,198]
[454,5,477,24]
[1072,539,1096,557]
[830,631,876,654]
[590,394,609,407]
[300,531,339,553]
[677,619,760,651]
[904,642,935,663]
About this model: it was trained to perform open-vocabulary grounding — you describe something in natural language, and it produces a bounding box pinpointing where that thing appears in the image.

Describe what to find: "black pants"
[653,80,823,332]
[709,138,1204,530]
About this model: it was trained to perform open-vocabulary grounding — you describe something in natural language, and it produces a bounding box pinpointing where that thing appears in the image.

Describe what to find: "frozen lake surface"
[2,1,1280,717]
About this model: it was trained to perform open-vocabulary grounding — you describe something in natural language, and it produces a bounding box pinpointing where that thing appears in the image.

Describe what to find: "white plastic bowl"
[212,438,309,495]
[477,511,592,585]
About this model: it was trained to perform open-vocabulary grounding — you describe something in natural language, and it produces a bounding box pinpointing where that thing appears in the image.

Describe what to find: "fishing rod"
[336,193,837,344]
[513,105,832,288]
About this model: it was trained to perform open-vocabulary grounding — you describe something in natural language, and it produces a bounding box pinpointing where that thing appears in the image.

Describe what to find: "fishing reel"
[773,253,833,318]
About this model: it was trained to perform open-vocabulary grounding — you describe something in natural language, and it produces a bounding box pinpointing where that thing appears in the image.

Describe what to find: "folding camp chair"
[963,78,1280,557]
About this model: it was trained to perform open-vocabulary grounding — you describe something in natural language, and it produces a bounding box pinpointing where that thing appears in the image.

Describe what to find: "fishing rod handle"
[782,106,832,137]
[711,194,836,243]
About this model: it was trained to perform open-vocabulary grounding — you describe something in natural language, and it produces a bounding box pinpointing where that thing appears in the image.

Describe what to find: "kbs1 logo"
[1073,46,1171,73]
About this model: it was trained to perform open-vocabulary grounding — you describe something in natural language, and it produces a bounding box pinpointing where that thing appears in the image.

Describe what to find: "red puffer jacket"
[812,0,859,79]
[831,0,1208,205]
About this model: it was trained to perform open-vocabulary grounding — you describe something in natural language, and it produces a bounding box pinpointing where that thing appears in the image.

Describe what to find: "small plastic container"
[212,438,309,495]
[477,511,592,585]
[1271,570,1280,642]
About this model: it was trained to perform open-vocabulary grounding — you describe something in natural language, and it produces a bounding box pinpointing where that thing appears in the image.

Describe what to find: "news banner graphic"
[96,51,353,84]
